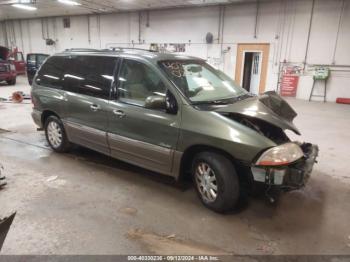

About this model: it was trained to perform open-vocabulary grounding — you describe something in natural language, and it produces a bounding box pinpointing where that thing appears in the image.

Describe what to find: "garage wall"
[0,0,349,102]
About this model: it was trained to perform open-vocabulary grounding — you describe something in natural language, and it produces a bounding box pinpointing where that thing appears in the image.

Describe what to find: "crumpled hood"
[215,91,300,135]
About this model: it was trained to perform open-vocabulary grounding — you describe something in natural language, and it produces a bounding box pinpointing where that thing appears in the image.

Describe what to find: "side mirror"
[165,90,178,115]
[145,95,166,110]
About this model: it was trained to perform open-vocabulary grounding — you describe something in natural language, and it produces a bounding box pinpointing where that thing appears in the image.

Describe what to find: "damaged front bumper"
[251,143,319,190]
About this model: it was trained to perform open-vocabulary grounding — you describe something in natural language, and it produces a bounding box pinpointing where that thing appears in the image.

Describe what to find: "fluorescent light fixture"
[188,0,230,4]
[11,4,37,10]
[58,0,81,6]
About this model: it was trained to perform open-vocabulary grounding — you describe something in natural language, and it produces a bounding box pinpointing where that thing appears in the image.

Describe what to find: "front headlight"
[256,142,304,166]
[10,64,16,71]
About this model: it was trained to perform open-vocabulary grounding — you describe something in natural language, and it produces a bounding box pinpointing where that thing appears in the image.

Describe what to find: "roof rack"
[107,47,158,53]
[62,47,159,53]
[64,48,100,52]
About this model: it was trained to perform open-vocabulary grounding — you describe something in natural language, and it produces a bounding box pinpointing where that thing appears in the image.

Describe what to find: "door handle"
[113,109,125,118]
[90,104,100,112]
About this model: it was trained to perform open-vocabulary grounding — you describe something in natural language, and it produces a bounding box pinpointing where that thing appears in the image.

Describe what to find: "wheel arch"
[177,144,254,190]
[41,110,60,126]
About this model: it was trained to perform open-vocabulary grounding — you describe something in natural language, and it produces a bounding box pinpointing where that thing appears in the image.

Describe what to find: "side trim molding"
[108,132,172,166]
[62,119,184,178]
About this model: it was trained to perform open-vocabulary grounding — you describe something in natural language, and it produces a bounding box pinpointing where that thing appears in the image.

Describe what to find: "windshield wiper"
[192,94,250,105]
[192,100,230,105]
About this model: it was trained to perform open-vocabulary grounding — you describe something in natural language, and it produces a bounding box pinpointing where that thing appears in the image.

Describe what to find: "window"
[37,54,49,66]
[36,56,66,89]
[27,54,36,65]
[63,56,117,99]
[252,54,260,75]
[27,54,49,66]
[118,59,167,106]
[10,52,24,62]
[63,17,70,28]
[15,52,24,61]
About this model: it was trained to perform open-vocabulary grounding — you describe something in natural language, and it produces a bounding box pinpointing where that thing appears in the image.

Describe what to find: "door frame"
[235,43,270,94]
[240,50,263,89]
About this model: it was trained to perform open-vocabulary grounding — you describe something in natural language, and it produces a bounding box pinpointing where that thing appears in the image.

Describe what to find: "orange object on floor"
[12,91,24,103]
[336,98,350,104]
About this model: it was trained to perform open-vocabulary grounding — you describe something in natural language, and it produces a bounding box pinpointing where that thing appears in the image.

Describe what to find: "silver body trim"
[108,132,174,175]
[63,120,182,177]
[63,120,110,155]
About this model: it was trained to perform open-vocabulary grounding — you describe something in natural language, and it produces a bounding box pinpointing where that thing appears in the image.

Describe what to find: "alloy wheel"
[195,162,218,203]
[47,121,63,148]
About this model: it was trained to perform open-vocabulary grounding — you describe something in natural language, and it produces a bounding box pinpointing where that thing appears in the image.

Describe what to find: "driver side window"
[118,59,167,106]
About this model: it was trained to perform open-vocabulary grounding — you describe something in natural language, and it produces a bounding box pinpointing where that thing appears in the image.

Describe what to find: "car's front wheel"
[45,116,71,153]
[192,151,240,213]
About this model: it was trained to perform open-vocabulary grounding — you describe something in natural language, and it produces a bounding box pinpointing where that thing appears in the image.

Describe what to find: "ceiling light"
[11,4,37,10]
[58,0,81,6]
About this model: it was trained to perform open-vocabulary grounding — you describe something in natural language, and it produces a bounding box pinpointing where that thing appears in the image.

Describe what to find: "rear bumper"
[31,109,43,128]
[251,143,319,190]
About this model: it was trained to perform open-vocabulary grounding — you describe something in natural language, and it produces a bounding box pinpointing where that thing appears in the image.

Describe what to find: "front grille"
[0,65,9,72]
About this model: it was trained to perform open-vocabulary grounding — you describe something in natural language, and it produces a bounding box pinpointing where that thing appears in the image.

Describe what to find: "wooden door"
[235,43,270,94]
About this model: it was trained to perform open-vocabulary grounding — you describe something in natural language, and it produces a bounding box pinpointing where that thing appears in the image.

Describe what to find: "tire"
[44,115,71,153]
[192,151,240,213]
[6,78,16,85]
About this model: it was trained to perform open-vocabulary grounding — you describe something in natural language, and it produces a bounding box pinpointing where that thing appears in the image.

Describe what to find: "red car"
[0,46,17,85]
[8,47,26,75]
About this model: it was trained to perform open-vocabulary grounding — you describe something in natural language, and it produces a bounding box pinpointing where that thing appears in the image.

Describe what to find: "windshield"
[159,60,247,103]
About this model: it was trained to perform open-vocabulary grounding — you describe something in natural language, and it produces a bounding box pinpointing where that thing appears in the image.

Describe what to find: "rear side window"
[36,56,66,89]
[63,56,117,99]
[37,54,49,66]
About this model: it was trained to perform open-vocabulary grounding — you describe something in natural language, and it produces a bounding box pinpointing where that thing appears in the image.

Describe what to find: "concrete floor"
[0,76,350,255]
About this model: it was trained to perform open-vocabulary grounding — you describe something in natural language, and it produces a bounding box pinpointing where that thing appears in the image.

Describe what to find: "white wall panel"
[224,3,256,43]
[307,0,344,65]
[334,1,350,65]
[287,0,313,63]
[100,13,130,48]
[0,0,349,101]
[144,7,220,44]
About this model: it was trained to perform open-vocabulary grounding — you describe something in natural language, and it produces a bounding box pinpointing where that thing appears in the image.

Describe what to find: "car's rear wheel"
[6,78,16,85]
[45,116,71,153]
[192,151,240,213]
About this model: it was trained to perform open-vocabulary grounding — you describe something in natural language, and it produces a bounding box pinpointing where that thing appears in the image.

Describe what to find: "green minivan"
[31,48,318,212]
